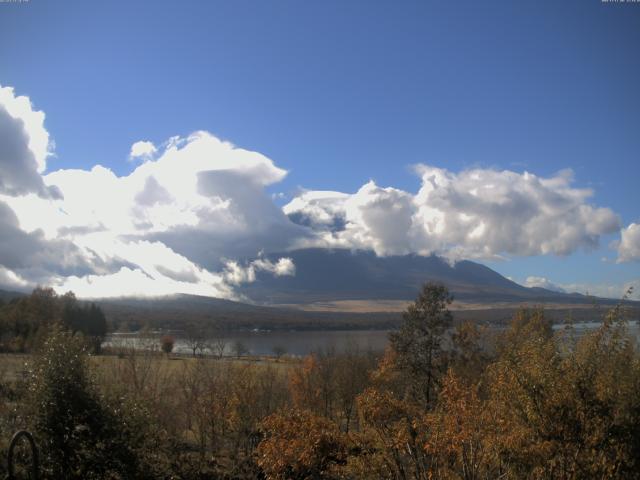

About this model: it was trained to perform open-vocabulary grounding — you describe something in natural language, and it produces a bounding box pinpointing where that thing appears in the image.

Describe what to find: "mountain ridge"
[238,248,608,305]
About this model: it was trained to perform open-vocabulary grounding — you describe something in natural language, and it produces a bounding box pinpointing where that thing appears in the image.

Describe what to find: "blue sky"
[0,0,638,299]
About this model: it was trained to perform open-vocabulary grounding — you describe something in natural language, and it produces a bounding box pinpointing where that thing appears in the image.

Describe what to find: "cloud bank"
[285,166,621,261]
[0,83,631,299]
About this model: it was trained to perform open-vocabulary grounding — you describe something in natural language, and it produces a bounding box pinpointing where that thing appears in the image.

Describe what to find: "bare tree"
[184,323,207,357]
[272,345,287,361]
[233,341,248,358]
[207,334,228,359]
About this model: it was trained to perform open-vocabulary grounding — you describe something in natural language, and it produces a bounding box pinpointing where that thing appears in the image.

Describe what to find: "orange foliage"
[256,409,347,480]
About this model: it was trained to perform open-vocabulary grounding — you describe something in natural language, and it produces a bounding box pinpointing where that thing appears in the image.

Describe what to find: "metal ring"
[6,431,38,480]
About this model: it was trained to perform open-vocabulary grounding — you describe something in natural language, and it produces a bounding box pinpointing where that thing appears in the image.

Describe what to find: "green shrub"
[27,325,141,479]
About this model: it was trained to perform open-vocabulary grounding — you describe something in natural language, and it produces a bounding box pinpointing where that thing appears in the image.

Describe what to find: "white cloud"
[0,85,51,173]
[520,275,639,301]
[556,280,640,301]
[0,83,633,300]
[129,140,157,160]
[616,223,640,263]
[58,266,229,299]
[223,256,295,286]
[285,166,621,260]
[254,257,296,277]
[0,265,29,291]
[0,86,303,298]
[0,85,60,199]
[523,276,566,293]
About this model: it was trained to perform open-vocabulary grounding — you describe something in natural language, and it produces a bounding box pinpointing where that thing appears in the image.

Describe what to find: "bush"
[160,335,175,355]
[27,325,141,479]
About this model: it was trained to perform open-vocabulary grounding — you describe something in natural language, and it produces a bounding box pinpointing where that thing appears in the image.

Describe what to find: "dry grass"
[0,352,297,386]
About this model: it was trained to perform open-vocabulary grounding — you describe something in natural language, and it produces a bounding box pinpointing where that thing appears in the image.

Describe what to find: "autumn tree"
[349,387,431,479]
[449,320,490,383]
[485,306,640,478]
[257,409,348,480]
[424,370,499,480]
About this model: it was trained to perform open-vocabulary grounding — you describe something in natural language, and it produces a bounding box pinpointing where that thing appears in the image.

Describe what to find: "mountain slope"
[238,248,604,305]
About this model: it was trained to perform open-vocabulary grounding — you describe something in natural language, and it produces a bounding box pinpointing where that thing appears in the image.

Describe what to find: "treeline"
[0,287,107,353]
[0,284,639,479]
[256,287,640,479]
[90,293,640,333]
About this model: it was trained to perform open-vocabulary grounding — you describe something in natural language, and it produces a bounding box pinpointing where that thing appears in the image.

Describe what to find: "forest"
[0,284,639,479]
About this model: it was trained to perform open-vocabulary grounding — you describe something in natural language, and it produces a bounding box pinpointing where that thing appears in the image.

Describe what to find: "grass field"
[0,351,296,385]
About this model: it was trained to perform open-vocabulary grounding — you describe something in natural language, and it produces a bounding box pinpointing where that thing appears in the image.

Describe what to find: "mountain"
[0,249,635,331]
[95,249,635,330]
[0,288,27,302]
[238,248,609,306]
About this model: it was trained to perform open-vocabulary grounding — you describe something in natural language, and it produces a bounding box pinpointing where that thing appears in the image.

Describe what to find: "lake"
[104,320,640,357]
[105,329,391,357]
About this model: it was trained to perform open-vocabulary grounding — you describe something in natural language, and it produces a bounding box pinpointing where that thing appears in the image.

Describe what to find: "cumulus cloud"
[223,257,295,286]
[284,190,350,232]
[616,223,640,263]
[129,140,157,160]
[285,166,621,260]
[0,89,305,297]
[55,237,233,298]
[0,83,632,300]
[523,276,566,293]
[0,85,60,199]
[33,131,305,296]
[0,265,29,291]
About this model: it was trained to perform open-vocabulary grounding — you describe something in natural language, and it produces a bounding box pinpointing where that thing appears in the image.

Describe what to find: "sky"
[0,0,638,300]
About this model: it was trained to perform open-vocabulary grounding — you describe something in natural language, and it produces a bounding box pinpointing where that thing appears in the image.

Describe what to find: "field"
[0,351,295,383]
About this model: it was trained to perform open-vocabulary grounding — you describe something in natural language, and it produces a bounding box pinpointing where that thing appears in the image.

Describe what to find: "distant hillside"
[1,249,635,331]
[95,294,400,332]
[238,248,612,305]
[0,289,26,302]
[95,293,638,332]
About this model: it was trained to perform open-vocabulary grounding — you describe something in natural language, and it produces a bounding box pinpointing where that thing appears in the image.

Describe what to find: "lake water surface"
[104,320,640,357]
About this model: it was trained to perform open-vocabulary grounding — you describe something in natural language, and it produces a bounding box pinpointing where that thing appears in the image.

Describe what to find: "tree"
[85,303,107,354]
[28,325,140,478]
[233,340,248,358]
[450,320,490,382]
[425,370,498,480]
[272,345,287,361]
[257,409,348,480]
[484,306,640,478]
[160,335,175,356]
[184,323,206,357]
[208,335,228,359]
[59,294,107,354]
[389,282,453,407]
